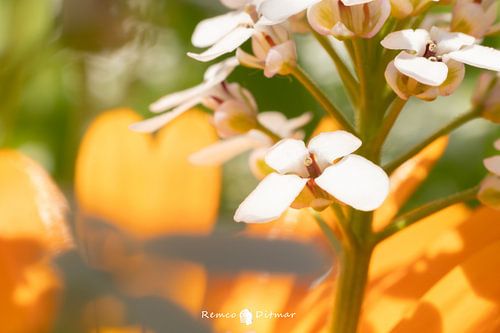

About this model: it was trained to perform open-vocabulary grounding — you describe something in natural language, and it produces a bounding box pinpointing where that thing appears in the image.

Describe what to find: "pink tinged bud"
[473,73,500,123]
[385,60,465,101]
[236,25,297,77]
[308,0,390,39]
[478,175,500,210]
[451,0,498,38]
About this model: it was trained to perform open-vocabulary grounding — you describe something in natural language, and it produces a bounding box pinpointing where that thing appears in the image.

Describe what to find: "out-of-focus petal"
[365,206,500,333]
[311,117,343,137]
[308,131,362,170]
[191,11,253,48]
[374,136,449,230]
[234,173,308,223]
[381,29,430,54]
[307,0,336,35]
[264,40,297,78]
[447,45,500,71]
[394,52,449,86]
[389,240,500,333]
[0,150,72,252]
[221,0,251,9]
[316,154,389,211]
[131,100,199,133]
[188,27,254,62]
[76,108,221,237]
[478,175,500,209]
[341,0,374,5]
[189,133,268,166]
[260,0,322,23]
[265,139,310,177]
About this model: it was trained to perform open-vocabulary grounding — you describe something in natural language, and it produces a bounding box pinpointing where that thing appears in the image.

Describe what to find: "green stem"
[352,40,368,134]
[312,31,359,105]
[374,185,480,243]
[290,66,355,133]
[255,122,282,142]
[331,244,373,333]
[312,210,342,254]
[384,108,481,173]
[369,97,407,160]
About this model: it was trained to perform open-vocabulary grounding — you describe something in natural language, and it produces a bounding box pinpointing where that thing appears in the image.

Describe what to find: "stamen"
[423,41,439,59]
[304,154,322,179]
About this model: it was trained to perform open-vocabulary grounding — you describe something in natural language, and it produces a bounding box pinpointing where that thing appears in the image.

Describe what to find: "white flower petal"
[308,131,362,170]
[495,139,500,151]
[429,26,475,55]
[220,0,250,9]
[484,156,500,175]
[341,0,374,5]
[191,12,253,48]
[394,52,449,86]
[381,29,430,54]
[446,45,500,72]
[204,57,240,81]
[315,154,390,211]
[149,83,211,113]
[234,173,308,223]
[130,100,198,133]
[285,112,313,133]
[265,139,310,177]
[260,0,322,23]
[189,134,265,165]
[188,27,254,62]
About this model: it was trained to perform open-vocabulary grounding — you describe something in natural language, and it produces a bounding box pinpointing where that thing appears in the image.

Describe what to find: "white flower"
[452,0,498,38]
[234,131,390,223]
[381,26,500,87]
[188,0,278,62]
[190,112,312,176]
[236,25,297,78]
[259,0,373,24]
[479,140,500,209]
[130,57,239,133]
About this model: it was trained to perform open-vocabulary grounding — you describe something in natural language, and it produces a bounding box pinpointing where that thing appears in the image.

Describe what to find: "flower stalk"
[289,65,355,133]
[374,185,481,243]
[384,107,482,173]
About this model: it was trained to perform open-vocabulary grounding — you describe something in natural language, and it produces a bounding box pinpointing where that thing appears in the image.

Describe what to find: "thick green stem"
[312,31,359,105]
[331,244,373,333]
[290,66,355,133]
[384,108,481,173]
[374,185,480,243]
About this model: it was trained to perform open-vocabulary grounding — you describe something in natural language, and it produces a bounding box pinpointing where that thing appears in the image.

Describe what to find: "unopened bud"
[236,25,297,78]
[472,73,500,123]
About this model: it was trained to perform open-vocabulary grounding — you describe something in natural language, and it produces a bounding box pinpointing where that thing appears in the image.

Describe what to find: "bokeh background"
[0,0,499,332]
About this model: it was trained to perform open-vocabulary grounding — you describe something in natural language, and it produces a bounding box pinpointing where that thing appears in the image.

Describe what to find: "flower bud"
[213,100,258,138]
[472,73,500,123]
[308,0,391,39]
[451,0,497,38]
[385,60,465,101]
[478,175,500,209]
[236,25,297,78]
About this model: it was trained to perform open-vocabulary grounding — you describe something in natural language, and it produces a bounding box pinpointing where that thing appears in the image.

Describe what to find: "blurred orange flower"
[0,150,72,333]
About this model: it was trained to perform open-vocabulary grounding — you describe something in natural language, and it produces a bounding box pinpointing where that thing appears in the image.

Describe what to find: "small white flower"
[190,112,312,173]
[129,57,238,133]
[234,131,390,223]
[188,0,279,62]
[381,26,500,87]
[236,25,297,78]
[259,0,373,24]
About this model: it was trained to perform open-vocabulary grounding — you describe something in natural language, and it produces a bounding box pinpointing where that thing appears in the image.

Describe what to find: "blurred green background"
[0,0,499,217]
